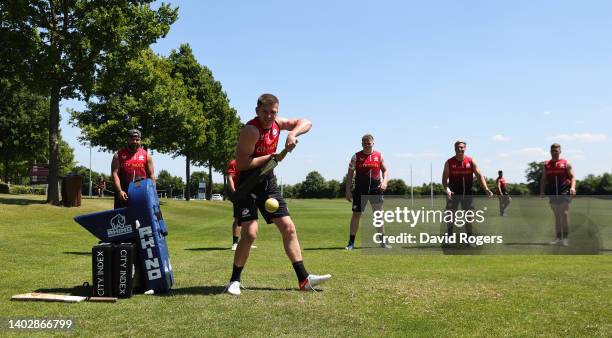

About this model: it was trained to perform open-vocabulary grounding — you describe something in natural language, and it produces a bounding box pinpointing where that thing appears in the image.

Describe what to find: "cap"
[127,129,141,138]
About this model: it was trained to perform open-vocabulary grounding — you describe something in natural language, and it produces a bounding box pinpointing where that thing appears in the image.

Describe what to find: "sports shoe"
[562,238,569,246]
[231,243,238,251]
[225,281,241,295]
[251,245,257,249]
[299,274,332,291]
[549,238,562,245]
[345,243,354,250]
[380,242,392,249]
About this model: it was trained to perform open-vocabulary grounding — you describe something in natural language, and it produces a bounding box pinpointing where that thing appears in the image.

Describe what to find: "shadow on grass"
[36,285,91,297]
[0,196,46,205]
[63,251,91,256]
[166,285,300,296]
[185,247,229,251]
[304,247,347,251]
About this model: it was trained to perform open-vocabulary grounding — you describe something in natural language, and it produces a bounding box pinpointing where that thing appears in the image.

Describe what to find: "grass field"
[1,194,611,337]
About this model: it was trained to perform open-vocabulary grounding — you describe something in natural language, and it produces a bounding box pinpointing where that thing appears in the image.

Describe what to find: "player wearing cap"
[442,140,493,245]
[111,129,155,209]
[496,170,511,216]
[540,143,576,246]
[344,134,390,250]
[225,93,331,295]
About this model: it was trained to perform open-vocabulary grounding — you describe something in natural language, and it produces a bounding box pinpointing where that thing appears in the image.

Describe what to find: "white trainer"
[225,281,241,295]
[549,238,562,245]
[562,238,569,246]
[231,243,238,251]
[299,274,332,291]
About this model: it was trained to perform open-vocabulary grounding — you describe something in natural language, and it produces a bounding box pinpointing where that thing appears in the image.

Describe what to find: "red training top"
[247,117,280,157]
[117,147,148,185]
[446,156,475,195]
[353,150,382,188]
[544,158,570,189]
[496,177,507,195]
[226,159,240,185]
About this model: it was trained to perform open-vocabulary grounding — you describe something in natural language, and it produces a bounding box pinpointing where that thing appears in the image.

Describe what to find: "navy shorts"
[234,172,290,224]
[352,187,383,213]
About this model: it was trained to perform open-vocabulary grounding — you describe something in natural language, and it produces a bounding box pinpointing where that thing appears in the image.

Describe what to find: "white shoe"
[231,243,238,251]
[562,238,569,246]
[345,243,354,250]
[299,274,332,291]
[225,281,241,295]
[251,245,257,249]
[549,238,562,245]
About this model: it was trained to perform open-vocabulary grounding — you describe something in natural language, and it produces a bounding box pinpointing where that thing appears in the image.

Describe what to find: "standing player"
[442,140,493,244]
[496,170,511,216]
[225,93,331,295]
[344,134,390,250]
[540,143,576,246]
[227,159,256,251]
[111,129,155,209]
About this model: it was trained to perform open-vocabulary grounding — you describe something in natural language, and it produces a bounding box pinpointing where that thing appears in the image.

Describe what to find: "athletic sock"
[349,235,356,245]
[230,264,243,282]
[292,261,309,283]
[232,236,239,244]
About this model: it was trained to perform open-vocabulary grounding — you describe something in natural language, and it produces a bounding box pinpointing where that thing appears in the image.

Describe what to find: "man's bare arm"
[235,125,273,171]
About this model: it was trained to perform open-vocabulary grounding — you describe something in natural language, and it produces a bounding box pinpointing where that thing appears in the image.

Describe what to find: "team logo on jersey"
[138,155,145,161]
[272,128,278,136]
[242,208,250,217]
[373,156,379,161]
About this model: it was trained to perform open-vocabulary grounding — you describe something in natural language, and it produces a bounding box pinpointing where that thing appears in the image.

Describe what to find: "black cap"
[127,129,141,138]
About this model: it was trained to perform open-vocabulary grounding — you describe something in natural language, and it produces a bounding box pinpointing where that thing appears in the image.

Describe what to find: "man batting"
[225,93,331,295]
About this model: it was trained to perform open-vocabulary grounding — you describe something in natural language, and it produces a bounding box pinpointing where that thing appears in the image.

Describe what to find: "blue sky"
[61,0,612,185]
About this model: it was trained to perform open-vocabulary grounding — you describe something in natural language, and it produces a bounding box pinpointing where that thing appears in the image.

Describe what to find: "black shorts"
[445,195,474,211]
[546,183,572,204]
[352,187,383,213]
[234,172,290,224]
[232,201,240,219]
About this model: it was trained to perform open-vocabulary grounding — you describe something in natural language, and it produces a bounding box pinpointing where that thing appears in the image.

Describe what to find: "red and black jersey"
[496,177,508,195]
[247,117,280,157]
[117,147,149,186]
[544,158,571,195]
[446,156,475,195]
[353,150,382,190]
[226,159,240,186]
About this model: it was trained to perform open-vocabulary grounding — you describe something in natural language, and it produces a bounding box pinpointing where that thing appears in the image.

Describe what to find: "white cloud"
[395,152,441,158]
[543,111,552,115]
[516,147,548,157]
[492,134,511,142]
[550,133,608,143]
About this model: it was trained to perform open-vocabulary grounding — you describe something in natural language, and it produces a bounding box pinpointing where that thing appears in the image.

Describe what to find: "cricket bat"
[11,293,117,303]
[231,147,290,201]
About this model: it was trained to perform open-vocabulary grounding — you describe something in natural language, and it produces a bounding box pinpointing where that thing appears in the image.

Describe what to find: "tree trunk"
[46,84,61,205]
[3,157,9,183]
[185,156,190,201]
[208,161,213,200]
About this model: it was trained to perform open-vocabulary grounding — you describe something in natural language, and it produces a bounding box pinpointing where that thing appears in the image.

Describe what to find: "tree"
[156,170,184,198]
[167,44,241,200]
[386,179,408,195]
[525,161,543,194]
[0,78,48,182]
[3,1,178,204]
[299,171,327,198]
[326,179,341,199]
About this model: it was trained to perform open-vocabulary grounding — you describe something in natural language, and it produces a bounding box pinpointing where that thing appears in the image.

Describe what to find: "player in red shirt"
[111,129,155,209]
[344,134,389,250]
[539,143,576,246]
[227,159,257,251]
[225,93,331,295]
[496,170,511,216]
[442,140,492,245]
